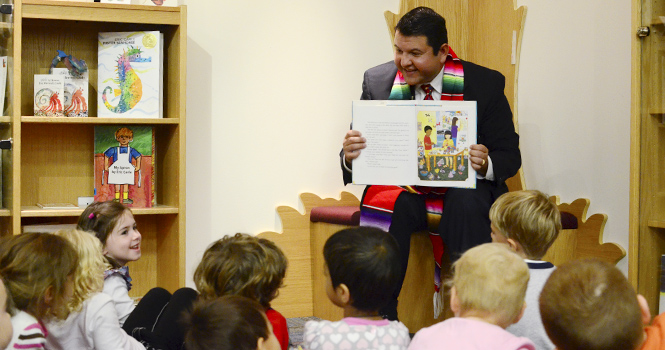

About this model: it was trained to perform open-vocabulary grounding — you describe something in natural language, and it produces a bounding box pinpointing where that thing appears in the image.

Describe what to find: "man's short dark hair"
[323,227,401,312]
[395,7,448,54]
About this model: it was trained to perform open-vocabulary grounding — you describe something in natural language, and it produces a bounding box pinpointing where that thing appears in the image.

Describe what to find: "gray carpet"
[287,316,321,349]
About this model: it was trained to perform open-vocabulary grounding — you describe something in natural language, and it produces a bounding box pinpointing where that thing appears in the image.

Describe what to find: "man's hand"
[343,130,366,167]
[469,144,489,176]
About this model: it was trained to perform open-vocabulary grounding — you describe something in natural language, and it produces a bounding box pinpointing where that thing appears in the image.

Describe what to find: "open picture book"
[352,100,477,189]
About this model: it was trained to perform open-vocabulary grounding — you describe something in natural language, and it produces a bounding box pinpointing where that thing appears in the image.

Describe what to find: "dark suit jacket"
[341,60,521,189]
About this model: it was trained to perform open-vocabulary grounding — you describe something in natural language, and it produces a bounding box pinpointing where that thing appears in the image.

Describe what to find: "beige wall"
[186,0,632,284]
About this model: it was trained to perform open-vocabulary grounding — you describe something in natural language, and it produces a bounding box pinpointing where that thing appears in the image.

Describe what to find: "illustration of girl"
[442,130,455,168]
[104,127,141,205]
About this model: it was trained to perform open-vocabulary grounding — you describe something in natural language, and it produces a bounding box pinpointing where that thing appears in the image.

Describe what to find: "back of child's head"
[184,295,277,350]
[323,227,401,313]
[0,276,12,349]
[539,258,643,350]
[489,190,561,259]
[0,232,78,320]
[193,233,287,307]
[52,229,109,313]
[452,243,529,327]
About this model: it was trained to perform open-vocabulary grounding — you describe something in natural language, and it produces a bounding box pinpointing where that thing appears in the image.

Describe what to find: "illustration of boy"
[423,125,434,150]
[104,127,141,204]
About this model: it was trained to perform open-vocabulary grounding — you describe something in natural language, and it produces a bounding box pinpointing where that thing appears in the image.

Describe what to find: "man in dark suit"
[340,7,521,320]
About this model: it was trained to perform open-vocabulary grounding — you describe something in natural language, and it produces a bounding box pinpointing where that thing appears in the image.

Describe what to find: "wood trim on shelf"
[20,117,180,124]
[20,205,179,217]
[22,0,181,25]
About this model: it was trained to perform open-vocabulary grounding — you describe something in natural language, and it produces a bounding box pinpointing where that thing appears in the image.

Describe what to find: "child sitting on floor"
[409,243,534,350]
[539,258,661,350]
[303,227,410,350]
[489,190,561,350]
[193,233,289,350]
[183,295,281,350]
[45,229,145,350]
[0,232,79,350]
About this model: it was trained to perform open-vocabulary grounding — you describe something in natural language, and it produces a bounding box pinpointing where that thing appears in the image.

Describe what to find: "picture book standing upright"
[98,31,163,118]
[94,125,155,207]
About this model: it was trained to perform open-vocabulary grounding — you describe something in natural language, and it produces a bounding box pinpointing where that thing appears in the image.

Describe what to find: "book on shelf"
[34,74,65,117]
[23,223,77,234]
[132,0,182,5]
[0,56,7,116]
[94,125,155,208]
[351,100,477,189]
[660,255,665,313]
[52,68,89,118]
[98,31,163,118]
[36,202,78,209]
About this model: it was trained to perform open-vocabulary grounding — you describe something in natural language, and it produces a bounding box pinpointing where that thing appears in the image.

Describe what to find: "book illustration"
[98,31,162,118]
[417,110,470,182]
[94,125,155,208]
[34,74,65,117]
[52,68,89,117]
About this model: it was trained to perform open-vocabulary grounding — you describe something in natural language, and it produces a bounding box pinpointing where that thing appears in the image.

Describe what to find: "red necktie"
[422,84,434,100]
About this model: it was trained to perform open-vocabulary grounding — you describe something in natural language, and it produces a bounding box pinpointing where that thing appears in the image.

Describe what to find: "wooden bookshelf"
[1,0,187,296]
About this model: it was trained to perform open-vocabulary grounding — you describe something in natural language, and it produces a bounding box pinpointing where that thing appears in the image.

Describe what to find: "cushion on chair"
[310,206,361,226]
[309,206,578,230]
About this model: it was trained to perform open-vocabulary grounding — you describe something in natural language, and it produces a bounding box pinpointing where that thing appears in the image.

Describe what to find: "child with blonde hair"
[78,202,197,349]
[0,232,79,350]
[539,258,659,350]
[409,243,534,350]
[303,227,410,349]
[193,233,289,350]
[183,295,281,350]
[45,229,145,350]
[489,190,561,350]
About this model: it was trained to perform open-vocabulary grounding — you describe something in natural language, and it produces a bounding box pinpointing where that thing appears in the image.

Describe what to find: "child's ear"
[335,283,351,305]
[257,337,267,350]
[513,301,527,324]
[506,238,519,252]
[637,294,651,325]
[43,285,54,306]
[450,286,460,316]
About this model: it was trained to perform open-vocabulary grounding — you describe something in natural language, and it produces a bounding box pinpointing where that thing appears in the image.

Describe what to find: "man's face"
[394,30,448,86]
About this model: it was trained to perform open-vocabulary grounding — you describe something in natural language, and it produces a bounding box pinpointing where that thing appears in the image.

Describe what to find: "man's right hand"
[343,130,366,166]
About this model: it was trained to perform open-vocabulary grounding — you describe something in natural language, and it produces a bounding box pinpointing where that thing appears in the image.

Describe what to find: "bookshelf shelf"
[21,117,180,124]
[20,204,179,217]
[4,1,188,296]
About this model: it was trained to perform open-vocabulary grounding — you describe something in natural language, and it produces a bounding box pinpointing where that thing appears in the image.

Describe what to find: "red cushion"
[310,206,360,226]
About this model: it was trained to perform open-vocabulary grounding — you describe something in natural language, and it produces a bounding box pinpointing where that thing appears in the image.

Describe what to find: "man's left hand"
[469,144,489,176]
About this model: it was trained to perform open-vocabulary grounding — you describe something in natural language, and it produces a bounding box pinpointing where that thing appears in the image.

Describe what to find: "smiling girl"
[78,201,197,350]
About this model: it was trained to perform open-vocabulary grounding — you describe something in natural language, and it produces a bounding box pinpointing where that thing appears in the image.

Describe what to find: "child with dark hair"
[183,295,280,350]
[193,233,289,350]
[303,227,410,349]
[423,125,434,150]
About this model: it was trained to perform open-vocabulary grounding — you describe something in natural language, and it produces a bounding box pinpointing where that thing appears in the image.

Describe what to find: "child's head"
[115,127,134,144]
[0,232,78,321]
[183,295,280,350]
[451,243,529,328]
[539,258,648,350]
[424,125,432,135]
[323,227,401,313]
[444,130,452,139]
[52,229,110,313]
[193,233,287,307]
[0,277,12,349]
[77,201,141,268]
[489,190,561,260]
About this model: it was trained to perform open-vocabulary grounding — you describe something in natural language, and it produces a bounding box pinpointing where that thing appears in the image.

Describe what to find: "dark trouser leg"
[379,192,427,320]
[438,181,495,262]
[123,287,172,334]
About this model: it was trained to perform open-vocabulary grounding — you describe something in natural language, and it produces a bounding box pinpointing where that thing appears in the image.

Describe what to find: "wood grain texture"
[544,196,625,266]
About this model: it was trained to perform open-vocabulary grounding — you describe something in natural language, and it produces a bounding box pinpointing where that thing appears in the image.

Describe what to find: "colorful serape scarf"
[104,266,133,291]
[360,47,464,318]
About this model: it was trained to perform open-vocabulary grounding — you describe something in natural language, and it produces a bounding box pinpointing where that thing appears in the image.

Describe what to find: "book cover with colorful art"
[52,68,89,117]
[34,74,65,117]
[98,31,162,118]
[94,125,155,208]
[417,109,472,183]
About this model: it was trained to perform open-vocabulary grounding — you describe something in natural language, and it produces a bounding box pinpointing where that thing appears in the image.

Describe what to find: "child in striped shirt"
[0,232,78,350]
